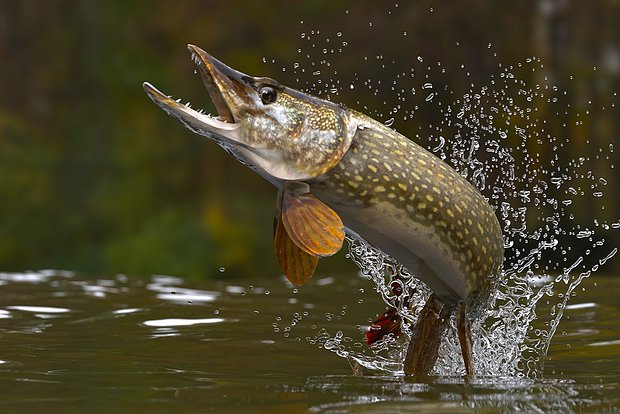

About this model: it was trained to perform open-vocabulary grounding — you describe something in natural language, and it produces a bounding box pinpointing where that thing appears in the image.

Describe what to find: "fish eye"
[259,86,277,104]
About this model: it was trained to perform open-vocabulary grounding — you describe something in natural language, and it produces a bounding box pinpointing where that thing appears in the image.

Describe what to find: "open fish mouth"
[143,44,244,142]
[144,44,357,182]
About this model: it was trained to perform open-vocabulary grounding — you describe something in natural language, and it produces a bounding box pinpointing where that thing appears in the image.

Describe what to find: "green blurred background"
[1,1,618,280]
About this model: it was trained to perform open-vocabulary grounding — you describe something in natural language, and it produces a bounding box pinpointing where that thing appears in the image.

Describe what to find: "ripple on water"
[148,277,220,303]
[142,318,226,327]
[0,268,617,412]
[112,308,142,315]
[155,290,219,303]
[0,270,73,283]
[6,306,70,314]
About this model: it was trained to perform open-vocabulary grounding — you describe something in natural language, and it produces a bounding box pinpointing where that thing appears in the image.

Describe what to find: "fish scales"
[311,112,504,305]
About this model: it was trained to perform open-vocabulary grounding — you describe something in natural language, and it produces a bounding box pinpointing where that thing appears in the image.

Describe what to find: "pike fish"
[143,45,504,376]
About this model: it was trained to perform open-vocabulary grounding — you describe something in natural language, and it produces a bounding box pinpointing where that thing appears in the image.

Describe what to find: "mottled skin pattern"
[311,111,504,308]
[242,92,351,179]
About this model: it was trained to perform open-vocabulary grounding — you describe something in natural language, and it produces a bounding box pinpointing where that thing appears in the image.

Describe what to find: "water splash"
[337,60,616,377]
[268,8,618,379]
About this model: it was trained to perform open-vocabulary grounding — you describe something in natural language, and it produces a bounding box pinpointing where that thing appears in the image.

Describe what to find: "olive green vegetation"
[1,1,618,279]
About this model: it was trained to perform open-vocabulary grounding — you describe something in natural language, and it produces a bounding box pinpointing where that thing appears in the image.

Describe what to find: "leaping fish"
[143,45,504,376]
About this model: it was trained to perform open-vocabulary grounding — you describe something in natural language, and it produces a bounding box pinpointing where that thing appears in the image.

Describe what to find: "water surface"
[0,270,618,413]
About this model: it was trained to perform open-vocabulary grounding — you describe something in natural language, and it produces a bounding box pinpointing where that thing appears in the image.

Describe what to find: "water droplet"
[432,136,445,152]
[576,230,593,238]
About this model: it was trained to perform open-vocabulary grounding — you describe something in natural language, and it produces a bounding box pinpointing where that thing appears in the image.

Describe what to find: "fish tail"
[403,294,451,376]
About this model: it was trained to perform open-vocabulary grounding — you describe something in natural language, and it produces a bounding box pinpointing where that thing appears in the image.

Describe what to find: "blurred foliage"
[0,1,618,279]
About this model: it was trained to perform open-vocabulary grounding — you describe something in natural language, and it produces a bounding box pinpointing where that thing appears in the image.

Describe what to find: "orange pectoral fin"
[274,212,319,286]
[281,191,344,258]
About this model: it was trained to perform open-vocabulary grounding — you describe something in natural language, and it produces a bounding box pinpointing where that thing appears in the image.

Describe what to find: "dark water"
[0,270,618,413]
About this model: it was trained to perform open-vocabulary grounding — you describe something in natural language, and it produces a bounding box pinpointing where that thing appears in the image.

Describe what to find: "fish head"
[144,45,357,182]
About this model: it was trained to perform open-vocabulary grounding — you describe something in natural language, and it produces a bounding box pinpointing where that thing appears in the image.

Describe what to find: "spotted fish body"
[311,112,504,307]
[144,46,505,375]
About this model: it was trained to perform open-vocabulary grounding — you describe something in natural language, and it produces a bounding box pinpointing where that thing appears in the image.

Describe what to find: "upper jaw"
[187,44,236,124]
[142,44,251,144]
